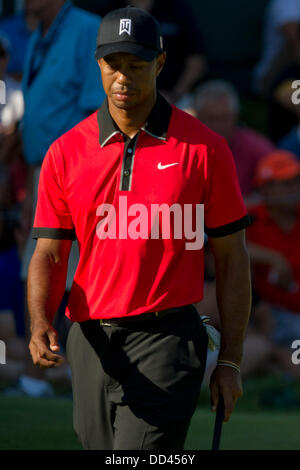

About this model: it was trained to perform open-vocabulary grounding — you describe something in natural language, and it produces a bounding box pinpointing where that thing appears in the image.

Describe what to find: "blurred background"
[0,0,300,450]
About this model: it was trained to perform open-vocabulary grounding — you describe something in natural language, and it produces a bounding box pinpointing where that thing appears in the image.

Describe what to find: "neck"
[41,1,65,36]
[108,91,157,139]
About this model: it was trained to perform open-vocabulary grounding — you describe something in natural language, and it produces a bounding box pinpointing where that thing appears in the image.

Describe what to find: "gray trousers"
[66,305,208,450]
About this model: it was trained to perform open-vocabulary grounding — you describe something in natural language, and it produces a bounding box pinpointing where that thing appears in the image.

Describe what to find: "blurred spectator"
[0,129,27,211]
[0,4,38,80]
[0,33,26,213]
[269,65,300,143]
[0,34,24,134]
[277,73,300,159]
[0,162,25,381]
[0,219,26,381]
[247,150,300,379]
[253,0,300,141]
[73,0,124,16]
[9,0,105,397]
[196,249,273,384]
[126,0,206,105]
[254,0,300,94]
[0,17,27,386]
[193,80,275,198]
[278,129,300,161]
[279,131,300,161]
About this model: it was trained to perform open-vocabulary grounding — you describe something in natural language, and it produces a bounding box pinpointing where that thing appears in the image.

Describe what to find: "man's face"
[260,176,300,209]
[196,96,237,142]
[98,52,165,111]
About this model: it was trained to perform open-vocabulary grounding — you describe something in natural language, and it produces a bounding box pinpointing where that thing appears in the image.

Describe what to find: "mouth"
[113,90,136,101]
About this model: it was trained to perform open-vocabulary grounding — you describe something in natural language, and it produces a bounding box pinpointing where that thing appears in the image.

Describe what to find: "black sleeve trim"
[205,215,252,238]
[32,228,76,240]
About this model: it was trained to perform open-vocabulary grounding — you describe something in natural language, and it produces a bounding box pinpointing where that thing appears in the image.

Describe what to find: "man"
[0,34,24,133]
[193,80,275,198]
[246,150,300,378]
[277,72,300,159]
[17,0,104,397]
[254,0,300,95]
[76,0,207,105]
[0,2,38,80]
[27,7,251,450]
[0,32,25,198]
[0,34,26,383]
[253,0,300,141]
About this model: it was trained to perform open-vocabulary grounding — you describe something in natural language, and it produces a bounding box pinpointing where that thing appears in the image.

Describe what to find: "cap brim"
[95,42,158,61]
[255,168,300,187]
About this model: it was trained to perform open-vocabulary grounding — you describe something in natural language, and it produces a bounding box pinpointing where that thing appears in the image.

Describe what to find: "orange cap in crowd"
[254,150,300,187]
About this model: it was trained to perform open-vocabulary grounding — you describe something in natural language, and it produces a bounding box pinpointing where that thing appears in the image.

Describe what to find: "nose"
[116,71,129,86]
[115,63,133,87]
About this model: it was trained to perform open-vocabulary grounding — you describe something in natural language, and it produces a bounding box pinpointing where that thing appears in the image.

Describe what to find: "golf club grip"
[212,395,225,450]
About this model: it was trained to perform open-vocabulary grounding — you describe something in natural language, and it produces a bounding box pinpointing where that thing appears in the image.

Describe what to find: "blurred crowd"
[0,0,299,399]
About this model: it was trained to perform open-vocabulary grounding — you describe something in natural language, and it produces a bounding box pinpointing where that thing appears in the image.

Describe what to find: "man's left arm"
[208,228,252,422]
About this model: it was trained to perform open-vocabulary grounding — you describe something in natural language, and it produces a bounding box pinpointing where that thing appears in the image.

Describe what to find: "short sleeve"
[32,142,76,240]
[204,138,251,237]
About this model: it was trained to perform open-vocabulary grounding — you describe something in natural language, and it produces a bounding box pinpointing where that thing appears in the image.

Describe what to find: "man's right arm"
[28,238,72,368]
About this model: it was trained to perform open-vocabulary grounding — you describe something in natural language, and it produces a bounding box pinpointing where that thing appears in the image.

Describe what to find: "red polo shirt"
[247,203,300,312]
[33,95,249,322]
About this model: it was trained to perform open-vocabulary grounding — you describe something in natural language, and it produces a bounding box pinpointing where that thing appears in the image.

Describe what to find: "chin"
[112,99,137,110]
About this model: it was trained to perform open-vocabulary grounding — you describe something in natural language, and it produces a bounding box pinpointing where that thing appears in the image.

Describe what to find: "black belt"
[97,305,193,327]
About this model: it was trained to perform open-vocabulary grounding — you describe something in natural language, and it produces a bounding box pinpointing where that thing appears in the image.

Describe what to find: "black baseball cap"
[95,7,164,62]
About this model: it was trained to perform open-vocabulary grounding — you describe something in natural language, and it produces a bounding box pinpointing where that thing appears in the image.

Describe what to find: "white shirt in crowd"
[0,75,24,127]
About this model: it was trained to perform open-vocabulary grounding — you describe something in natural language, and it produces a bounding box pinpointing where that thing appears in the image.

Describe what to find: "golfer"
[27,7,251,450]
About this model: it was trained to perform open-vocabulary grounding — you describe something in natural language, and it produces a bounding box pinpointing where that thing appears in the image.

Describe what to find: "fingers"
[30,341,64,368]
[29,328,64,369]
[48,328,60,353]
[222,392,238,422]
[211,392,235,422]
[210,367,243,422]
[210,378,220,413]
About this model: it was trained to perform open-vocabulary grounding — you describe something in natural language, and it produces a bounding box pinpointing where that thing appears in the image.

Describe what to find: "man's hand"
[27,238,72,368]
[29,320,64,369]
[209,365,243,422]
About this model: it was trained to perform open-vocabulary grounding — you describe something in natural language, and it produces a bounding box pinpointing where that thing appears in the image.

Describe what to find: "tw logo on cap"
[119,19,132,36]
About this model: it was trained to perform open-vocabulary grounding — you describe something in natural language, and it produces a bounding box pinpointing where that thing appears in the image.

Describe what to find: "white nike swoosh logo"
[157,162,179,170]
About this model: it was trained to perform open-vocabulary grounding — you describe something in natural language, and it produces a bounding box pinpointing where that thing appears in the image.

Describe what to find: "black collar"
[97,93,172,147]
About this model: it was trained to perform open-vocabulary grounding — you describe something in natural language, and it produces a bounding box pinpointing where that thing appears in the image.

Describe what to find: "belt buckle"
[99,319,112,327]
[155,311,159,317]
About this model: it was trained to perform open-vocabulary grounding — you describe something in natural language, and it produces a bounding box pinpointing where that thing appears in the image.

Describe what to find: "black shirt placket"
[120,133,139,191]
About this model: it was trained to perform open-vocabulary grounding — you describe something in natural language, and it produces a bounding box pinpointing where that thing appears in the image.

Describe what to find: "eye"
[106,61,118,70]
[103,58,119,70]
[130,64,142,70]
[131,62,147,71]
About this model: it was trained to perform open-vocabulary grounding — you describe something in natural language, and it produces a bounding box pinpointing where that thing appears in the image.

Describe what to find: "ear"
[156,52,166,77]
